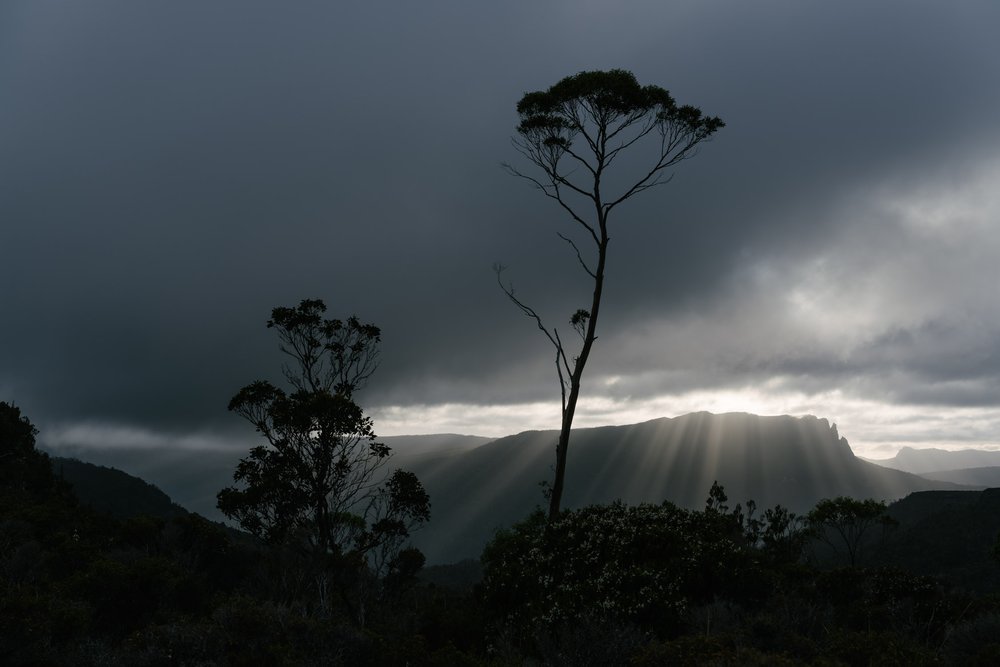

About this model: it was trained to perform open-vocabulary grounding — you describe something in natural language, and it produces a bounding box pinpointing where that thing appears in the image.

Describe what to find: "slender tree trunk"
[548,392,577,519]
[547,231,608,520]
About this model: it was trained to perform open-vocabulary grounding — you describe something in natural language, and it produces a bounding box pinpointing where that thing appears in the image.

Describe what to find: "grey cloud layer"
[2,1,1000,439]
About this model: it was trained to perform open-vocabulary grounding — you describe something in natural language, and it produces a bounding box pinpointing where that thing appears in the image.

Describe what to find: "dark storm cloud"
[2,1,1000,444]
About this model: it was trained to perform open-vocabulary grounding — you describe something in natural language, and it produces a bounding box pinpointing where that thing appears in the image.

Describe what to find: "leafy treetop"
[268,298,381,397]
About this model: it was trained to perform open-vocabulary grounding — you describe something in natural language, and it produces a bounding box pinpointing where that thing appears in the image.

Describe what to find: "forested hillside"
[51,457,187,519]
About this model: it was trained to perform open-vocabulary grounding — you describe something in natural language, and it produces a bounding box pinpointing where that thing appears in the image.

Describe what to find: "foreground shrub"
[481,501,756,644]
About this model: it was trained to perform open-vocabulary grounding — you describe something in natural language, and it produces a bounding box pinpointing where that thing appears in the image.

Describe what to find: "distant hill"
[919,466,1000,488]
[395,412,969,563]
[43,434,491,524]
[52,456,188,519]
[876,488,1000,592]
[869,446,1000,475]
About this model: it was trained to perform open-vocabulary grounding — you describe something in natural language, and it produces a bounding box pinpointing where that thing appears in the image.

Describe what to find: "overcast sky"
[3,1,1000,459]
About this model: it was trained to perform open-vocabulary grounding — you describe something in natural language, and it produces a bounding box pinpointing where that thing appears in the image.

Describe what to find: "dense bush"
[480,495,777,648]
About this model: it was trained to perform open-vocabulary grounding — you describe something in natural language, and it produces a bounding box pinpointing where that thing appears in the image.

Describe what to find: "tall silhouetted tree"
[499,69,723,519]
[217,300,429,619]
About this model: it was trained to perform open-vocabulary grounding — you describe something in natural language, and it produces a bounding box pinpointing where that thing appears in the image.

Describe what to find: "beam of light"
[400,430,556,562]
[577,420,652,503]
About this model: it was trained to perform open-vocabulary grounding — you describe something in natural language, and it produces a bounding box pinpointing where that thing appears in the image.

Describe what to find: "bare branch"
[552,328,570,413]
[494,264,573,405]
[604,134,702,212]
[559,143,598,177]
[504,161,601,246]
[494,265,560,352]
[603,117,659,168]
[557,232,596,278]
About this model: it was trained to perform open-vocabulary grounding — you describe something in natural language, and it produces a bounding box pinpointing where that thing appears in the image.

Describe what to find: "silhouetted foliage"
[704,481,809,568]
[0,401,64,500]
[216,299,430,622]
[808,496,897,567]
[499,69,724,519]
[480,484,812,660]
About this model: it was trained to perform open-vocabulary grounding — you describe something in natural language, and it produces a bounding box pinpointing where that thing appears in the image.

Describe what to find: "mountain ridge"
[46,412,975,564]
[51,456,188,519]
[394,411,970,562]
[868,445,1000,475]
[918,466,1000,488]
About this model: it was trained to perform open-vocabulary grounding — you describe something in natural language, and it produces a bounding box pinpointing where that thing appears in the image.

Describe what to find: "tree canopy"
[217,300,430,619]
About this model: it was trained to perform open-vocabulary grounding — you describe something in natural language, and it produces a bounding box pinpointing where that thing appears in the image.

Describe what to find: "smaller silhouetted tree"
[704,481,807,566]
[217,300,429,620]
[807,497,896,567]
